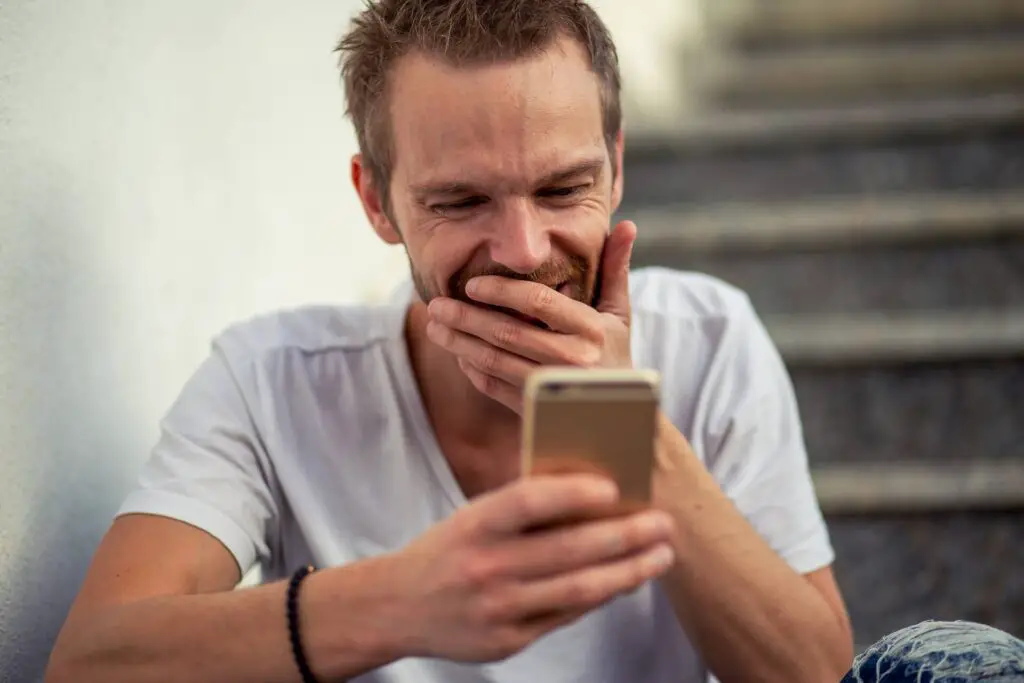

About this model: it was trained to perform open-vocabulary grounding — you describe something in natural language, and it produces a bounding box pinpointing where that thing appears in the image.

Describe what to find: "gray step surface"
[789,358,1024,465]
[632,192,1024,253]
[828,511,1024,646]
[633,238,1024,315]
[703,0,1024,47]
[813,461,1024,514]
[690,37,1024,108]
[621,131,1024,206]
[627,94,1024,153]
[768,311,1024,365]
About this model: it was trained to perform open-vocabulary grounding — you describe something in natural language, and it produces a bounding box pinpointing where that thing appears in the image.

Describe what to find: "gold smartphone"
[521,367,661,503]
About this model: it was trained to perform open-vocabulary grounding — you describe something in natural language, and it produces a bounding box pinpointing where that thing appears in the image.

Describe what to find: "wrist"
[654,412,694,473]
[297,554,412,679]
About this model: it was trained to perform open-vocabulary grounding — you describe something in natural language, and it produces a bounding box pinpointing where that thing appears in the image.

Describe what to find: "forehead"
[388,36,607,188]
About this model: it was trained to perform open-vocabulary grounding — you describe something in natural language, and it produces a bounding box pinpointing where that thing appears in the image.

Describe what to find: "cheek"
[555,207,609,260]
[415,227,482,285]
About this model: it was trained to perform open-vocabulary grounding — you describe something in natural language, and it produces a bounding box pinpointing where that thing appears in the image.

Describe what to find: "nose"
[487,199,551,274]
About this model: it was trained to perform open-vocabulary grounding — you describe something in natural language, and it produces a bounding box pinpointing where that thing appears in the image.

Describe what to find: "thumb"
[595,220,636,320]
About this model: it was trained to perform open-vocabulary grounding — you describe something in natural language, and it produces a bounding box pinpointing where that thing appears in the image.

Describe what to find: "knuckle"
[563,576,599,607]
[494,626,531,658]
[493,320,520,346]
[488,278,506,298]
[476,586,518,624]
[528,285,556,313]
[571,344,602,368]
[480,346,502,373]
[625,557,648,589]
[510,483,543,524]
[452,508,484,539]
[483,373,506,396]
[451,302,469,327]
[459,551,499,588]
[622,516,651,550]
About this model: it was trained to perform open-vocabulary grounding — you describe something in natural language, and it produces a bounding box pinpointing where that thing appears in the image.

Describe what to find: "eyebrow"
[411,156,606,203]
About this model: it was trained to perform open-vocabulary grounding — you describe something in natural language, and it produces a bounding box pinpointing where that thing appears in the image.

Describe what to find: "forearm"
[654,419,851,683]
[46,555,407,683]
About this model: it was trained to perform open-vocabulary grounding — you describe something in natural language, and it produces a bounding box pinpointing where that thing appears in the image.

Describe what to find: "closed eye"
[433,196,488,212]
[538,185,588,200]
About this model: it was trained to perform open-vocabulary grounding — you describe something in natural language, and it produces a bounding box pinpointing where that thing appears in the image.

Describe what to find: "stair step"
[621,128,1024,206]
[828,511,1023,648]
[627,93,1024,157]
[634,192,1024,254]
[690,38,1024,108]
[791,358,1024,466]
[813,461,1024,514]
[704,0,1024,47]
[635,233,1024,315]
[768,311,1024,364]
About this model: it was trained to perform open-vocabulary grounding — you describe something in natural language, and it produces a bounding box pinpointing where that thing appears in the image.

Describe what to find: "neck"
[404,300,521,451]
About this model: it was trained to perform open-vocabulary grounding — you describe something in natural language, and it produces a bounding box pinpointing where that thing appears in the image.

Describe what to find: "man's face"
[381,36,623,320]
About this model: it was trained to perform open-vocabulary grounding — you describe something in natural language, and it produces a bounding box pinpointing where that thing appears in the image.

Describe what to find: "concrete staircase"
[621,1,1024,645]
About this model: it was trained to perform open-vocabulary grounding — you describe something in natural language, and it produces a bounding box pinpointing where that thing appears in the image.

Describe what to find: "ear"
[352,154,402,245]
[609,128,625,215]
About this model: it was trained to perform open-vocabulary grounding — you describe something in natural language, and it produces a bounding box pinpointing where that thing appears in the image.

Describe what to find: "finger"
[524,457,646,529]
[458,359,523,413]
[428,298,587,365]
[426,320,536,385]
[464,278,601,336]
[484,606,592,656]
[496,508,675,581]
[470,475,621,537]
[515,542,675,617]
[528,456,617,479]
[595,220,636,320]
[518,606,592,643]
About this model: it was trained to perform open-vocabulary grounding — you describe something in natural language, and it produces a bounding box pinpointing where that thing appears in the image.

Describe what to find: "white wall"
[590,0,705,126]
[0,1,694,679]
[0,1,409,679]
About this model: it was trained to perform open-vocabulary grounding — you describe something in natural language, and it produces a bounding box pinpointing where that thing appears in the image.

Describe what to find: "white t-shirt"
[119,267,833,683]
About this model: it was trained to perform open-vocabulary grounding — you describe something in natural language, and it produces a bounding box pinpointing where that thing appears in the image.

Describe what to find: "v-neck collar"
[383,283,469,512]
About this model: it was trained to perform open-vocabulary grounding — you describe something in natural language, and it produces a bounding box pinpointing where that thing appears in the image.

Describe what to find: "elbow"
[805,618,854,683]
[829,607,856,679]
[45,632,97,683]
[44,656,78,683]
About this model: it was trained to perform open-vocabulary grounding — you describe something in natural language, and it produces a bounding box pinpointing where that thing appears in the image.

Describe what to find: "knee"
[841,620,1024,682]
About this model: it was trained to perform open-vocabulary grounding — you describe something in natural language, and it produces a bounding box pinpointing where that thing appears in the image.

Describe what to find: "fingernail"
[595,479,619,502]
[465,278,480,295]
[647,512,674,536]
[649,545,675,570]
[427,299,446,318]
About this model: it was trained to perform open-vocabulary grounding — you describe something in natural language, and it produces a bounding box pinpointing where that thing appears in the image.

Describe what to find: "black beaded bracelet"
[286,565,320,683]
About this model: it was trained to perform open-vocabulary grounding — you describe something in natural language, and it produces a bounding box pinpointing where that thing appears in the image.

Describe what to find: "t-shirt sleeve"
[700,295,834,575]
[117,338,278,576]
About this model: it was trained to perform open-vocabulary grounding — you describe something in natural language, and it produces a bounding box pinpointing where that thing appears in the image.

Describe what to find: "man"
[46,1,853,682]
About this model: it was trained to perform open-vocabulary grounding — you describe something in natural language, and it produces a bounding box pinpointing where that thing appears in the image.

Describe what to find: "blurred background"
[0,0,1022,680]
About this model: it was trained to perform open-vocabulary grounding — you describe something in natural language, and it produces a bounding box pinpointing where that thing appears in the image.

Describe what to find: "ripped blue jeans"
[842,621,1024,682]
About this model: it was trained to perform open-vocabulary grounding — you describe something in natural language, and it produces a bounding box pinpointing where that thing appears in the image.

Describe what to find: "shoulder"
[211,303,403,370]
[628,267,758,351]
[628,268,786,426]
[629,267,753,323]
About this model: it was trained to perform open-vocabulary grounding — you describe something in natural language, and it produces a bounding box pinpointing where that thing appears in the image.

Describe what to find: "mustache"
[448,255,589,302]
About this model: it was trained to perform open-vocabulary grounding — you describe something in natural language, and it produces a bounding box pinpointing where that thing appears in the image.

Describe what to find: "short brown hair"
[336,0,622,207]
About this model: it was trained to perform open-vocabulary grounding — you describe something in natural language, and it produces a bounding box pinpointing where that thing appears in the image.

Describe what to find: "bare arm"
[47,474,676,683]
[45,514,406,683]
[653,415,854,683]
